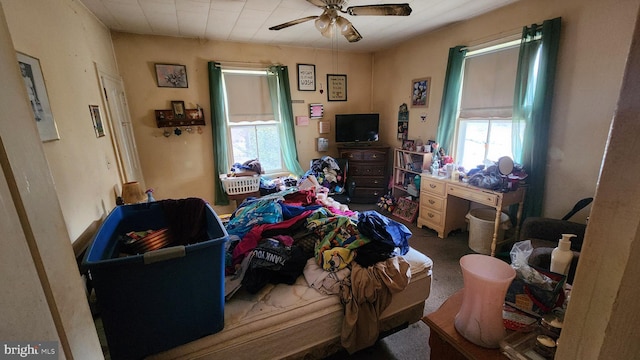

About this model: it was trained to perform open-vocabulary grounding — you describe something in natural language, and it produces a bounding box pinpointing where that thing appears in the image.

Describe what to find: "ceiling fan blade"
[306,0,327,8]
[342,23,363,43]
[346,4,412,16]
[269,16,318,31]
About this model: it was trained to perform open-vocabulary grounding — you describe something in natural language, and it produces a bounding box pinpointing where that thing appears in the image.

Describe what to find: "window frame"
[452,39,523,169]
[221,69,286,175]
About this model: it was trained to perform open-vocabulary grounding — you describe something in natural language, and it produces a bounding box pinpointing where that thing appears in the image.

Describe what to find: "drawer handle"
[373,180,379,184]
[428,213,434,218]
[428,199,435,205]
[372,154,378,158]
[430,184,436,188]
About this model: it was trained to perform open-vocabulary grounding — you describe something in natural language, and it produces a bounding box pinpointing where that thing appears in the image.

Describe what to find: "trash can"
[466,208,510,255]
[82,198,228,360]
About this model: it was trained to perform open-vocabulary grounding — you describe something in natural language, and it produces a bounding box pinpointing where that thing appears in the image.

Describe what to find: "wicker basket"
[219,174,260,195]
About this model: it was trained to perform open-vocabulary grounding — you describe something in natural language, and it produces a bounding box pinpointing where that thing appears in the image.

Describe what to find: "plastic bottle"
[550,234,576,275]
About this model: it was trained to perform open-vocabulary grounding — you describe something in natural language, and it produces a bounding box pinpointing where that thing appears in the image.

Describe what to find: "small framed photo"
[155,63,188,88]
[89,105,105,138]
[309,103,324,119]
[327,74,347,101]
[402,139,416,151]
[411,77,431,108]
[171,100,186,119]
[297,64,316,91]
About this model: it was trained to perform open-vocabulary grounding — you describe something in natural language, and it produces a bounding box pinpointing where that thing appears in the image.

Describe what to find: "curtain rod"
[216,60,281,68]
[460,31,521,52]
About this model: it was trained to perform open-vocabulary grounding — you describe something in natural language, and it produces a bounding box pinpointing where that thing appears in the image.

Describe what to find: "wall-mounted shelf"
[155,109,205,128]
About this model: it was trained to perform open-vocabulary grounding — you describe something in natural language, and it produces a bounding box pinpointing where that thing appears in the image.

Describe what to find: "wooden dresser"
[338,146,389,203]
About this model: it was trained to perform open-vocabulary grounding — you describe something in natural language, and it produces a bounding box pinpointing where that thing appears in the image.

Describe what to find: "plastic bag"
[506,240,566,315]
[510,240,554,291]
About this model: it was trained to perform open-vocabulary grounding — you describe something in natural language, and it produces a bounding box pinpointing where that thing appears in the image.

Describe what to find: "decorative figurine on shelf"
[196,104,203,119]
[174,127,182,136]
[146,188,156,203]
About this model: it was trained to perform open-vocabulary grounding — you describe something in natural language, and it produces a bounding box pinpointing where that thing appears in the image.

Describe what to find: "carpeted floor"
[323,203,476,360]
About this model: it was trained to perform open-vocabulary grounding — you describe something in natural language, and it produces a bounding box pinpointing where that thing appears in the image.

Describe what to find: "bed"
[147,189,433,360]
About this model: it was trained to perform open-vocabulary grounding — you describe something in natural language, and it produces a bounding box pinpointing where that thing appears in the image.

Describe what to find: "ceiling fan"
[269,0,412,43]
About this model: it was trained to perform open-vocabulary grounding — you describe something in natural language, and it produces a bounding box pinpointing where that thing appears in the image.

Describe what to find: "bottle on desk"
[550,234,576,275]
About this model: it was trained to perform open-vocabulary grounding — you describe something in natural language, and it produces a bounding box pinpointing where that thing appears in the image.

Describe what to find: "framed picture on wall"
[411,77,431,108]
[171,100,186,119]
[327,74,347,101]
[17,52,59,142]
[89,105,105,138]
[155,63,188,88]
[297,64,316,91]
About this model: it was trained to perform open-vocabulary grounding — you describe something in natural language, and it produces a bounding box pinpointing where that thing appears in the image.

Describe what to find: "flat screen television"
[335,113,380,143]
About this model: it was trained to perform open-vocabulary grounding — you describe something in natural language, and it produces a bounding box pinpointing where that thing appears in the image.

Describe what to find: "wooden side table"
[423,290,508,360]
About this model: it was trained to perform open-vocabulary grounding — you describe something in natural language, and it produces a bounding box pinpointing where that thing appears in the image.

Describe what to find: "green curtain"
[512,17,562,218]
[436,45,467,154]
[267,65,305,177]
[208,61,229,205]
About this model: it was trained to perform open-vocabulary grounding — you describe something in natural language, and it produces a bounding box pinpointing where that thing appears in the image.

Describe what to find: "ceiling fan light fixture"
[320,24,334,38]
[314,12,332,33]
[335,16,351,34]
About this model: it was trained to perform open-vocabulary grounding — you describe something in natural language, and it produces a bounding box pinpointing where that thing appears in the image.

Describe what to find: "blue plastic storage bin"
[82,198,228,360]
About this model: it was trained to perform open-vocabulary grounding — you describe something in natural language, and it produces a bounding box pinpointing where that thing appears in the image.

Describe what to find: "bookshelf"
[392,148,432,199]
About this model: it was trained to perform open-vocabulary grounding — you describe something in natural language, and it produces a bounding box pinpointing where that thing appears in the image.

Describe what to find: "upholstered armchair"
[518,217,587,284]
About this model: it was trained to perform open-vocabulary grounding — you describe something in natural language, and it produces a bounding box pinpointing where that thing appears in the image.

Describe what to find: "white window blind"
[459,46,519,119]
[224,72,274,122]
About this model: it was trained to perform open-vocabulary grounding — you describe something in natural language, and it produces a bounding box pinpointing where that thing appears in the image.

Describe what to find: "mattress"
[148,247,433,360]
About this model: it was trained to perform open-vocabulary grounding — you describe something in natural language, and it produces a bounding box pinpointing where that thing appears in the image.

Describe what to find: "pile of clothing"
[222,188,413,353]
[300,156,345,193]
[228,158,263,176]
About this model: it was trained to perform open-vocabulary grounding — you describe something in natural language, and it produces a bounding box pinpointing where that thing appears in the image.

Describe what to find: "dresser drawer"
[341,150,363,161]
[421,177,446,196]
[350,164,386,177]
[351,187,385,203]
[352,176,385,188]
[363,150,387,162]
[421,193,445,212]
[448,184,498,207]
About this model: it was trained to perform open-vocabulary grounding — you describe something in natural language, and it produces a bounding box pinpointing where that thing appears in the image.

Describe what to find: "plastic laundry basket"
[466,208,510,255]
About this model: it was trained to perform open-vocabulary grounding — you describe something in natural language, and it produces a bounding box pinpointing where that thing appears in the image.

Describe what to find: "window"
[222,69,284,174]
[454,40,524,170]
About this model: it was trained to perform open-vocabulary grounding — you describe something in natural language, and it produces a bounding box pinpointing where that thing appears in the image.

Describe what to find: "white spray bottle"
[550,234,576,275]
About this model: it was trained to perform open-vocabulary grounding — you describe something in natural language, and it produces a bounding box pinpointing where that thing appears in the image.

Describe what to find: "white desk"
[417,175,526,256]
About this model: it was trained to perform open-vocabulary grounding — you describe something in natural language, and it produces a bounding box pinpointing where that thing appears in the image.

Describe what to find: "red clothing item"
[282,189,317,206]
[232,210,314,267]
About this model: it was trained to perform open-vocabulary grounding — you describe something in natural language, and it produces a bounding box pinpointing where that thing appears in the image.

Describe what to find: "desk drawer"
[421,193,445,212]
[419,206,443,227]
[448,185,498,207]
[421,177,446,196]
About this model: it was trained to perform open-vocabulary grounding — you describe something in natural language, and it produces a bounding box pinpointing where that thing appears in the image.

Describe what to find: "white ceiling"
[79,0,520,52]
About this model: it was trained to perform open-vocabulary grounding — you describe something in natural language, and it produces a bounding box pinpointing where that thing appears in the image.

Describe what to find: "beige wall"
[373,0,640,224]
[111,33,373,212]
[0,1,103,357]
[1,0,122,243]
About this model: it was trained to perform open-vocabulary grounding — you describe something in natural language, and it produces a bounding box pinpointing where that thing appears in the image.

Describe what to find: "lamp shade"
[335,16,350,34]
[314,12,331,33]
[121,181,145,204]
